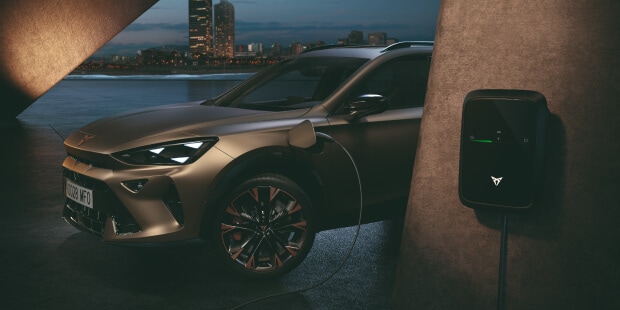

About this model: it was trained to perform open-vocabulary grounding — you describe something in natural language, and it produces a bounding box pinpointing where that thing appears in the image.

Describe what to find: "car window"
[219,57,368,111]
[231,67,324,108]
[346,55,431,110]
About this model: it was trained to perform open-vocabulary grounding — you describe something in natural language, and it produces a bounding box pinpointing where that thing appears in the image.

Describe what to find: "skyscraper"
[348,30,364,45]
[189,0,213,58]
[368,32,387,46]
[214,0,235,58]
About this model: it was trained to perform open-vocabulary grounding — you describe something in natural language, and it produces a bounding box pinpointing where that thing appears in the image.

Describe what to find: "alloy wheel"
[215,175,315,277]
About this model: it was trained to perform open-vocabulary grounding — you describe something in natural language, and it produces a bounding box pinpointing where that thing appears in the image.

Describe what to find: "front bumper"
[61,147,233,243]
[62,168,141,236]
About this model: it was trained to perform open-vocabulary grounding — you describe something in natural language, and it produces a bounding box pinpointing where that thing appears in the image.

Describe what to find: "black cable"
[497,211,508,310]
[231,132,363,310]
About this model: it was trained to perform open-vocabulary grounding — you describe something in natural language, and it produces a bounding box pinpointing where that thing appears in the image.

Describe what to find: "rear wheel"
[209,173,316,279]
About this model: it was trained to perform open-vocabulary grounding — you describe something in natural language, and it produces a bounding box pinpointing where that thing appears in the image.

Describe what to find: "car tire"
[209,173,316,279]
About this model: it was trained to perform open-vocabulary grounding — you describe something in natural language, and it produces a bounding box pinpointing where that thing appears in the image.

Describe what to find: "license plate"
[65,178,94,209]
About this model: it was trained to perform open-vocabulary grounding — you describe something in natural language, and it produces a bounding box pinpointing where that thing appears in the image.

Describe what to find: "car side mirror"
[345,94,388,121]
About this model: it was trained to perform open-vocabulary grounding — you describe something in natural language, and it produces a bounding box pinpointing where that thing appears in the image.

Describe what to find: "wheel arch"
[200,146,329,236]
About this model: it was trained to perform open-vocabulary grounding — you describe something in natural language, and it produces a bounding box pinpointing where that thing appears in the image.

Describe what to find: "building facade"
[271,43,282,56]
[189,0,213,58]
[247,42,263,54]
[348,30,364,45]
[214,0,235,58]
[290,42,304,55]
[368,32,387,46]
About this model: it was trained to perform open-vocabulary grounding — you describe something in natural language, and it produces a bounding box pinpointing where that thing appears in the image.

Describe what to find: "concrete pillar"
[393,1,619,309]
[0,0,157,119]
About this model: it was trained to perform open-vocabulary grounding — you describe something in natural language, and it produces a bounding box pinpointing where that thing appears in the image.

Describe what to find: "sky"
[94,0,441,57]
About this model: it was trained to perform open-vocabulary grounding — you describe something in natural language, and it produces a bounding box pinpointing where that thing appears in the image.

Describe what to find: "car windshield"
[207,56,369,111]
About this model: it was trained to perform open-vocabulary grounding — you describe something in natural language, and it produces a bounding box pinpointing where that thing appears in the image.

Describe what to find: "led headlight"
[113,138,218,165]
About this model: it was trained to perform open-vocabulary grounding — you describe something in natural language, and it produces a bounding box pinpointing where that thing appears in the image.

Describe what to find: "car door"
[321,54,431,215]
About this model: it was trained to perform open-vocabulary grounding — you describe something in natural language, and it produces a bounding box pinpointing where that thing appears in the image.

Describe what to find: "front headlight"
[113,138,218,165]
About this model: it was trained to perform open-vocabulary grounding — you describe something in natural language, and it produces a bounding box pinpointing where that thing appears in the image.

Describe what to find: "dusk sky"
[95,0,441,57]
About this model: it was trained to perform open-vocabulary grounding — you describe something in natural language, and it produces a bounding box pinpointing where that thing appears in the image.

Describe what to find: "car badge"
[78,134,96,146]
[491,176,503,187]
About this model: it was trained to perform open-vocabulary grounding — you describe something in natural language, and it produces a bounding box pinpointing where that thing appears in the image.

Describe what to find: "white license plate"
[65,179,94,209]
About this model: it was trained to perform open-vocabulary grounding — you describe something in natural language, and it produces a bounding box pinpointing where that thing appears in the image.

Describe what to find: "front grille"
[63,167,108,191]
[62,168,140,236]
[63,199,106,235]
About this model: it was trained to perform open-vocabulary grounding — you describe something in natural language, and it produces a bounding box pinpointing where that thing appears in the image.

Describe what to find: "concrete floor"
[0,113,403,309]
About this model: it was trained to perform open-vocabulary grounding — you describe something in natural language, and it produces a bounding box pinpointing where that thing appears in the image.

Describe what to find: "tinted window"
[232,66,324,106]
[215,57,368,111]
[349,55,431,109]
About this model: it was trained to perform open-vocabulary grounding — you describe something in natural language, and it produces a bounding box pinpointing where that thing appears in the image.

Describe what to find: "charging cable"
[231,131,363,309]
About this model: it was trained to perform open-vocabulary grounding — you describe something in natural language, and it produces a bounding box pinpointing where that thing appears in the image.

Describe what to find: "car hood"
[65,102,310,153]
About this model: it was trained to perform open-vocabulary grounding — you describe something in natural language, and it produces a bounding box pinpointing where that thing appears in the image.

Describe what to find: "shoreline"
[69,65,265,76]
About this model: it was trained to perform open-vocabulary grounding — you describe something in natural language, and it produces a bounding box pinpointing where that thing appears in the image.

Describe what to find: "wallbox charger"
[459,89,548,210]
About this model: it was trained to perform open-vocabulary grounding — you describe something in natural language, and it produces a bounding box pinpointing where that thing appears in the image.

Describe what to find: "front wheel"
[209,173,316,279]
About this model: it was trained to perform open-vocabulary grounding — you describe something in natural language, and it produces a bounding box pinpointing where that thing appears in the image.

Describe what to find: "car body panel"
[322,107,423,212]
[65,103,311,154]
[61,42,433,244]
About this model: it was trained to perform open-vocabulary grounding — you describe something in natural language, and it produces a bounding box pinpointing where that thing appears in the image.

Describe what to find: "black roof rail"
[381,41,434,52]
[300,44,343,54]
[299,41,433,54]
[301,44,386,54]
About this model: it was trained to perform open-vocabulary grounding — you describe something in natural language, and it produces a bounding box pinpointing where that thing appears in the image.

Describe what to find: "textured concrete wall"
[393,1,619,309]
[0,0,157,119]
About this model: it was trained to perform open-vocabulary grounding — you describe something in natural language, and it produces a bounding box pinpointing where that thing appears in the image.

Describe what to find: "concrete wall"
[393,1,619,309]
[0,0,157,119]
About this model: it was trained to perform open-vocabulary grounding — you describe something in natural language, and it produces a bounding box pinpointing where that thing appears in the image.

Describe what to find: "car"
[61,41,433,278]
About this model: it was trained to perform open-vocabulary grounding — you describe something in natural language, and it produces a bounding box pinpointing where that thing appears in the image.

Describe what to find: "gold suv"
[62,42,433,278]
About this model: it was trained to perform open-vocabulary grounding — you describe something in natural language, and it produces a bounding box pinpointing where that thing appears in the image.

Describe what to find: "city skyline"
[94,0,440,57]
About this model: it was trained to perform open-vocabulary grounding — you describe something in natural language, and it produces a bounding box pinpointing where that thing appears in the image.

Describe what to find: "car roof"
[297,41,434,60]
[296,46,385,59]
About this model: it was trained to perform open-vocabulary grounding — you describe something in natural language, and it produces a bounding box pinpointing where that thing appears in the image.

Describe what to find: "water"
[17,74,251,138]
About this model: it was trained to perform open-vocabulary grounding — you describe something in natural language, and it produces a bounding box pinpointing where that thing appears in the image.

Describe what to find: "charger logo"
[491,176,503,187]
